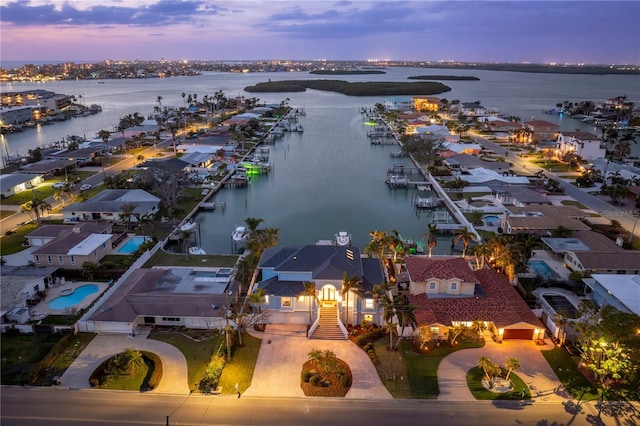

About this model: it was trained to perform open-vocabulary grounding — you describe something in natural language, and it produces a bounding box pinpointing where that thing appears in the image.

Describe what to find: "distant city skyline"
[1,0,639,65]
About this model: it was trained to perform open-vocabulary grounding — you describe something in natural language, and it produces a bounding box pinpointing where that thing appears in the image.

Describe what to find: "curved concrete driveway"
[60,331,190,394]
[438,337,569,402]
[243,325,392,399]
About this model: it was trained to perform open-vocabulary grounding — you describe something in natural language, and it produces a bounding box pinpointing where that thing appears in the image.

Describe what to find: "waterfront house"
[523,119,559,142]
[0,173,43,198]
[411,96,441,112]
[253,245,386,339]
[584,274,640,315]
[456,102,486,117]
[405,257,544,341]
[556,131,605,161]
[81,268,233,334]
[31,225,115,270]
[486,119,523,133]
[457,168,530,186]
[501,205,589,235]
[60,189,160,224]
[46,147,102,166]
[384,96,413,111]
[444,154,511,173]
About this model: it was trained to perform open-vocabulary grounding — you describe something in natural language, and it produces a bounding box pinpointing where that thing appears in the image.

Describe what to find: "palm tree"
[248,288,267,313]
[386,229,404,263]
[504,357,521,381]
[300,281,318,326]
[341,272,363,325]
[477,356,498,382]
[470,243,491,270]
[421,224,438,257]
[244,217,264,234]
[471,320,487,341]
[119,202,139,229]
[553,313,569,346]
[394,300,417,350]
[452,226,476,257]
[384,320,396,349]
[178,228,195,260]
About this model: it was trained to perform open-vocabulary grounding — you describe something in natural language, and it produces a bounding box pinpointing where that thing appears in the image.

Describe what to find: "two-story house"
[412,96,441,112]
[405,257,544,341]
[253,245,386,340]
[523,119,559,142]
[556,130,605,161]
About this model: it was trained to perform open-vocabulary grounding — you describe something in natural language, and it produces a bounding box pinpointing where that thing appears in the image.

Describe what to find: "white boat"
[232,226,248,243]
[188,246,206,255]
[296,124,304,132]
[181,219,197,232]
[335,231,351,247]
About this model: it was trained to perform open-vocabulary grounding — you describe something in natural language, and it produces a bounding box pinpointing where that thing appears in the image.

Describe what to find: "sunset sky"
[1,0,639,64]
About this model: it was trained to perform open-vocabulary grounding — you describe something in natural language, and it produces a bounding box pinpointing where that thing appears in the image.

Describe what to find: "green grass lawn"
[1,334,62,385]
[372,337,412,398]
[32,333,96,386]
[218,334,262,394]
[401,340,485,398]
[561,200,588,209]
[466,367,530,400]
[148,329,224,392]
[98,355,155,391]
[541,348,599,400]
[143,250,239,268]
[0,223,37,255]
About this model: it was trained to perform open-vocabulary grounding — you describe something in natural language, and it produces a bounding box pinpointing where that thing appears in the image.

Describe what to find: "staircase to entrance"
[309,305,347,340]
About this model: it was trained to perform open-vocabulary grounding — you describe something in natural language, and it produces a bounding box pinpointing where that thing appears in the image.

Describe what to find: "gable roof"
[61,189,160,214]
[259,245,363,279]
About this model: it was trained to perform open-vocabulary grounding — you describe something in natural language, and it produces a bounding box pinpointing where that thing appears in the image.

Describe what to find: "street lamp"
[225,290,232,362]
[629,213,639,243]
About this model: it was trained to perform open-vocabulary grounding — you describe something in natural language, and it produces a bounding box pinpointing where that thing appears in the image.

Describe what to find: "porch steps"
[310,306,347,340]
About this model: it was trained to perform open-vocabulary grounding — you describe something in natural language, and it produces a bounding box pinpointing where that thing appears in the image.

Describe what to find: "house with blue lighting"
[253,245,386,339]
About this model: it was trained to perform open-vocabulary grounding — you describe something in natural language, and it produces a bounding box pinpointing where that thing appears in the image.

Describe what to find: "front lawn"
[372,338,412,398]
[466,367,530,400]
[1,334,62,385]
[32,333,96,386]
[561,200,588,209]
[401,340,485,398]
[541,347,599,400]
[148,329,224,392]
[1,223,38,255]
[218,334,262,394]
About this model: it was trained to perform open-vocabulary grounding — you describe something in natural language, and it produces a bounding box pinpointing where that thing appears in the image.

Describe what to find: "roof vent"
[346,249,354,260]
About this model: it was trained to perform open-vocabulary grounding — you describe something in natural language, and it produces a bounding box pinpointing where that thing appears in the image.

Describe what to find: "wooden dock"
[199,202,226,211]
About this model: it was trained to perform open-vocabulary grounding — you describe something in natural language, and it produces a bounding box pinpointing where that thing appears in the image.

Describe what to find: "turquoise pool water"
[117,236,149,254]
[483,215,500,225]
[48,284,99,310]
[528,260,558,281]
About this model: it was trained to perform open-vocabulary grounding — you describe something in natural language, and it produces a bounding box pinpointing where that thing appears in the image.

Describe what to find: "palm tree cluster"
[380,292,417,351]
[470,234,540,281]
[364,229,404,261]
[234,217,280,296]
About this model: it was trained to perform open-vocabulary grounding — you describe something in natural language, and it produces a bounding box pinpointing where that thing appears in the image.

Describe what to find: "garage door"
[503,329,534,340]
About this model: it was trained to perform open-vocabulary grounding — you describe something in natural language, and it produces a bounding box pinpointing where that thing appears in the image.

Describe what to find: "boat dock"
[199,202,226,211]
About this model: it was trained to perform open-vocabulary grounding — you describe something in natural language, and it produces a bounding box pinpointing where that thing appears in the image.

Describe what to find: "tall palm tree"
[452,226,476,257]
[387,229,404,263]
[394,300,417,350]
[470,243,491,270]
[178,228,195,260]
[300,281,318,326]
[504,357,521,381]
[248,288,267,313]
[341,272,363,325]
[244,217,264,234]
[421,224,438,257]
[477,356,497,382]
[119,202,139,229]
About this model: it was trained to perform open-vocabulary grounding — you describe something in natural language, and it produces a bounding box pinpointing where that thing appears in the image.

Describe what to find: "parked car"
[79,184,92,191]
[52,181,68,188]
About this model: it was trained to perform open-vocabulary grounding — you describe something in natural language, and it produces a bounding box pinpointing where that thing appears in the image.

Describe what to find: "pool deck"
[529,250,570,280]
[110,234,148,255]
[29,281,110,318]
[532,287,587,319]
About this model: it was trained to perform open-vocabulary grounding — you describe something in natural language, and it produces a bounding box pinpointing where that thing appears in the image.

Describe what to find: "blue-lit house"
[253,245,386,339]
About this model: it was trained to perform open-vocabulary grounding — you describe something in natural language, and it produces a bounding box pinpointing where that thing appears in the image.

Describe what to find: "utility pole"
[225,290,231,362]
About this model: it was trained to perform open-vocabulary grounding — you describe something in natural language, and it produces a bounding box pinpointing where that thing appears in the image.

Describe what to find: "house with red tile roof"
[523,119,559,142]
[404,256,544,340]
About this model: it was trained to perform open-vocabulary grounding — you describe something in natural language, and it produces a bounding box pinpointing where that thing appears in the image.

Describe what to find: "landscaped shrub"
[301,370,313,382]
[141,351,163,390]
[340,375,351,387]
[309,375,319,386]
[200,355,226,393]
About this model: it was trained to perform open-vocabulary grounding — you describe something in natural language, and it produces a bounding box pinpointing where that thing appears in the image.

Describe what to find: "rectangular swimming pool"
[528,260,558,281]
[117,236,149,254]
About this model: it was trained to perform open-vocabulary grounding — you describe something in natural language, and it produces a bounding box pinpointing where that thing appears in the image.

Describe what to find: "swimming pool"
[483,215,500,225]
[117,236,149,254]
[48,284,99,310]
[542,294,579,319]
[528,260,558,281]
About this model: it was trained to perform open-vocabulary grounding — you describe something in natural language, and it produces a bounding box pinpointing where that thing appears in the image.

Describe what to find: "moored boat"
[188,246,206,255]
[335,231,351,247]
[232,226,248,243]
[181,219,197,232]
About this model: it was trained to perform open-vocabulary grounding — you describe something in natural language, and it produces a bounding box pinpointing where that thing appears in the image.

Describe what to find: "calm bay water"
[2,68,639,252]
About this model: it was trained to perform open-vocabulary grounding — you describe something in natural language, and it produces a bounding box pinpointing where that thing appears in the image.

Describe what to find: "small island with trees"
[244,80,451,96]
[407,75,480,81]
[310,70,386,75]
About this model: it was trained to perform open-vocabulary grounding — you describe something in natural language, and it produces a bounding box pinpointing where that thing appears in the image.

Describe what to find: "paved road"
[4,386,637,426]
